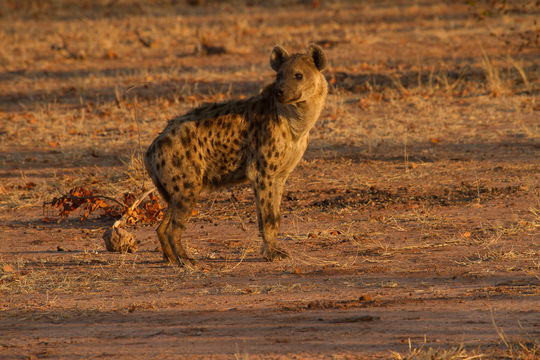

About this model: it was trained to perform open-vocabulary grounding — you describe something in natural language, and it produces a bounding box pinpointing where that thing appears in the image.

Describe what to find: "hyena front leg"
[254,175,289,261]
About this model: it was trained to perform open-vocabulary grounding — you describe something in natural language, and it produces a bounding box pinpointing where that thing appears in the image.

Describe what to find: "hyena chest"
[255,122,310,179]
[275,134,309,176]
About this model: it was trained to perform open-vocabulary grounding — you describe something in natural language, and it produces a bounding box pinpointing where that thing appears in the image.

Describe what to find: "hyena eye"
[295,73,303,80]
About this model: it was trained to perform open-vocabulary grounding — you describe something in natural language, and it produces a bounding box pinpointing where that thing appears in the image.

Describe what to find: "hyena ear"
[307,43,327,71]
[270,45,289,72]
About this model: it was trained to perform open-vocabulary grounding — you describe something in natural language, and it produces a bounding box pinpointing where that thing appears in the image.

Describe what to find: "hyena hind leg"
[163,195,200,266]
[156,207,176,262]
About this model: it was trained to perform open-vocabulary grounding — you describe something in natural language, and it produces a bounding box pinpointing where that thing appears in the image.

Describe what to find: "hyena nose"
[276,88,284,97]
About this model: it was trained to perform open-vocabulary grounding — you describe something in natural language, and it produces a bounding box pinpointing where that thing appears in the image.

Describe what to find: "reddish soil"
[2,152,539,358]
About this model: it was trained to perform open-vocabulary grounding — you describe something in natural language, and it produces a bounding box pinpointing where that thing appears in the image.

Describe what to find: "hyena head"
[270,43,328,104]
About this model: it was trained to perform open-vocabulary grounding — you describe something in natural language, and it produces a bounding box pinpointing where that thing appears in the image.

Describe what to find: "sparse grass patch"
[0,252,189,297]
[391,343,484,360]
[392,338,539,360]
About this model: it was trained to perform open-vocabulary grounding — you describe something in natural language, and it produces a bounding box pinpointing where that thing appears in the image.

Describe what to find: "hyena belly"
[144,106,250,204]
[199,113,250,191]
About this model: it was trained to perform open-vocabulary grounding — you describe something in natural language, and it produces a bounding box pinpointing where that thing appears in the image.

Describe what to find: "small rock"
[103,226,137,253]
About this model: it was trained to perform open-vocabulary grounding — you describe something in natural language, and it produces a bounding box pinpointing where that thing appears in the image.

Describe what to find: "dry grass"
[392,337,539,360]
[391,343,485,360]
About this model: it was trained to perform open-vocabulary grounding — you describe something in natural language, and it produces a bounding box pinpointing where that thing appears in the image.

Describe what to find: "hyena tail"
[144,146,171,204]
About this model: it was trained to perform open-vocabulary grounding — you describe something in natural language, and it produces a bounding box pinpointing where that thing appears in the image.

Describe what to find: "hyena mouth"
[278,94,302,104]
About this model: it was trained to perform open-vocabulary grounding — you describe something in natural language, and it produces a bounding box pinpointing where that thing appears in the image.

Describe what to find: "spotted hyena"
[144,44,328,266]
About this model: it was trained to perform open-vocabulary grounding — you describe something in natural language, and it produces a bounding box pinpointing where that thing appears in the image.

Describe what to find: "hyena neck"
[276,82,327,140]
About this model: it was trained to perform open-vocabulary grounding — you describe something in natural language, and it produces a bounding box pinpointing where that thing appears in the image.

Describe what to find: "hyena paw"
[162,252,198,267]
[263,245,289,261]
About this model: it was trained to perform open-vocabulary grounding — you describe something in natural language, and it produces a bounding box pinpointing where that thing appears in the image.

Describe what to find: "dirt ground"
[1,1,539,359]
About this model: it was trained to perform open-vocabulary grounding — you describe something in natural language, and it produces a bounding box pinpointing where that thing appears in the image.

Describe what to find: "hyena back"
[144,44,328,266]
